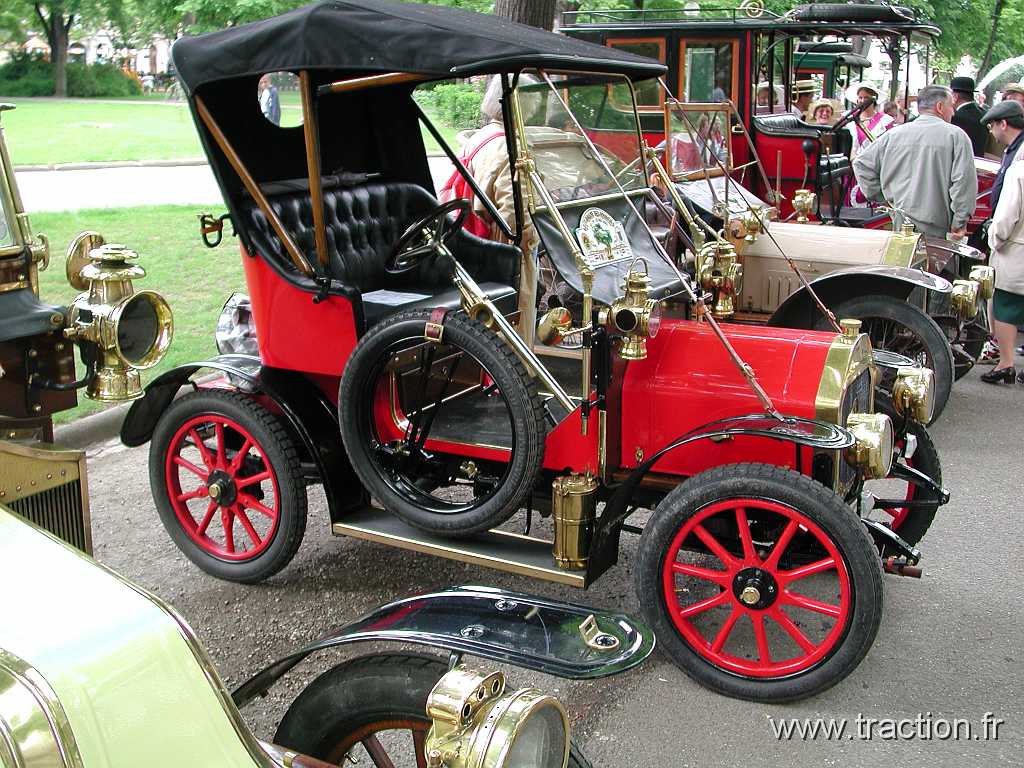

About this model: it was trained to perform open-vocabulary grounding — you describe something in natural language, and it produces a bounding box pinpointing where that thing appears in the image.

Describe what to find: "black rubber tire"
[872,420,942,553]
[635,463,883,703]
[274,654,592,767]
[339,309,546,537]
[149,390,307,583]
[813,294,954,424]
[792,4,914,23]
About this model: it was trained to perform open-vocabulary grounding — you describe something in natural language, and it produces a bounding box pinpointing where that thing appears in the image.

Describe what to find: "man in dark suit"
[950,76,987,156]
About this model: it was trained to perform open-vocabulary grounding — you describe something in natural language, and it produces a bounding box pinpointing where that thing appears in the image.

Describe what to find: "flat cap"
[981,99,1024,125]
[1003,82,1024,97]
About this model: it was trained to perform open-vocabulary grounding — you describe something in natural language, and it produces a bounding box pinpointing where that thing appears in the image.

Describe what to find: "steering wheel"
[385,199,470,275]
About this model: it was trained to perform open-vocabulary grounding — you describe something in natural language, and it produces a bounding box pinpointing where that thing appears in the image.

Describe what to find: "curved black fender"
[120,353,366,523]
[230,585,655,707]
[586,413,855,585]
[767,265,952,330]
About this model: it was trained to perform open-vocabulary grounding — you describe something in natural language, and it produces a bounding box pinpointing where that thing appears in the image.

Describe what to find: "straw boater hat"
[792,79,817,96]
[807,98,835,118]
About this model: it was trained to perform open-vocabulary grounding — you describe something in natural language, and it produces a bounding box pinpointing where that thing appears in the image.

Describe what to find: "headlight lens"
[215,293,258,356]
[950,279,979,320]
[647,301,662,338]
[844,412,894,480]
[111,291,173,369]
[891,366,935,423]
[424,668,569,768]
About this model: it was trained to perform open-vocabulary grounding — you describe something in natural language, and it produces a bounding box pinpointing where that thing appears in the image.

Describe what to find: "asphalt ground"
[80,363,1022,767]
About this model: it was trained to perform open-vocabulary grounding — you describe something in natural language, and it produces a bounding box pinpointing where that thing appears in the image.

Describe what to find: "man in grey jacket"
[853,85,977,238]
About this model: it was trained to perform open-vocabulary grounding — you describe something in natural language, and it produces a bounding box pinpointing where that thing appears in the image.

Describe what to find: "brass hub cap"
[732,567,778,610]
[206,470,237,507]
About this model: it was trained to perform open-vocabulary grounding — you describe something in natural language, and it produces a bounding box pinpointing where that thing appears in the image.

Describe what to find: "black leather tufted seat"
[754,114,852,181]
[243,181,520,329]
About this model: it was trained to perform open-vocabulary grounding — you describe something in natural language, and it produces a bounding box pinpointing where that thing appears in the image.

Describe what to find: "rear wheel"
[274,654,593,767]
[936,309,988,381]
[149,389,307,583]
[636,463,883,703]
[814,294,954,424]
[339,309,546,537]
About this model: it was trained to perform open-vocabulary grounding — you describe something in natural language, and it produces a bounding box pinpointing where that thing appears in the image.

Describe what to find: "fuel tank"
[619,318,835,478]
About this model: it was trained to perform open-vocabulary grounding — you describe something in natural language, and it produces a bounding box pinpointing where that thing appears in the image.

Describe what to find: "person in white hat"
[790,79,818,118]
[845,82,894,162]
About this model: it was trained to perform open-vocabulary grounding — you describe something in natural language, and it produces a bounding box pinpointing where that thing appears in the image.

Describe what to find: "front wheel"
[636,463,883,703]
[812,294,954,424]
[274,654,593,767]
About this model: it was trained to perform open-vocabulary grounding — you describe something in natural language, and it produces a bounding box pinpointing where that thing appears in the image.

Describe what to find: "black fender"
[587,413,854,585]
[767,265,952,330]
[120,353,366,523]
[230,586,655,707]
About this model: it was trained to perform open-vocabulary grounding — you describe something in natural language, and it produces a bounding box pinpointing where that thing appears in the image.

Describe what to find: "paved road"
[80,365,1021,767]
[15,158,454,212]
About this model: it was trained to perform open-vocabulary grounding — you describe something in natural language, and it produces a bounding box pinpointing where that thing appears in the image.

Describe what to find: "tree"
[494,0,559,30]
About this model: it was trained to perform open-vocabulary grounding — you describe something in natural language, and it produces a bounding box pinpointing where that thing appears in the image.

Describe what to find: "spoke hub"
[732,567,778,610]
[207,470,237,507]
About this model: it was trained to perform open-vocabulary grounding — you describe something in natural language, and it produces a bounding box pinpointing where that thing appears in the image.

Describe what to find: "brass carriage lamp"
[969,265,995,301]
[949,278,980,321]
[599,264,662,360]
[424,666,569,768]
[792,188,816,224]
[891,366,935,424]
[844,412,894,480]
[64,239,173,401]
[697,240,742,319]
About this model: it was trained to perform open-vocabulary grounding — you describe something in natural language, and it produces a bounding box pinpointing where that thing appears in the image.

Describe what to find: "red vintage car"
[122,0,946,703]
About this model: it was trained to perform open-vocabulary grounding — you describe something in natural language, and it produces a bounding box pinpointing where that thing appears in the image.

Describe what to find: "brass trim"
[814,329,876,425]
[0,648,86,768]
[194,96,313,276]
[0,278,28,292]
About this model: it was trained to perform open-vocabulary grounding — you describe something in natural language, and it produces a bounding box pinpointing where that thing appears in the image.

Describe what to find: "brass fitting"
[949,278,980,320]
[839,318,862,340]
[969,265,995,301]
[792,188,817,223]
[891,366,935,423]
[697,240,742,319]
[552,473,598,570]
[844,412,894,480]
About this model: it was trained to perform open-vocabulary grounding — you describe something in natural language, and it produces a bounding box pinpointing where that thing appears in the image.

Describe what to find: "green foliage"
[0,54,142,97]
[415,82,485,130]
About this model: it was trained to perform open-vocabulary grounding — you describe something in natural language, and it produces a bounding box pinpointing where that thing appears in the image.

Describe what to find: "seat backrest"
[753,113,819,138]
[244,181,439,291]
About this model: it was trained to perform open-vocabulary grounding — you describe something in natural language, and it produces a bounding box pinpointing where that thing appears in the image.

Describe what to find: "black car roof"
[171,0,667,95]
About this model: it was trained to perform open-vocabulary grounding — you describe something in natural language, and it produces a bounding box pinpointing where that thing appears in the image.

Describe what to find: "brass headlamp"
[792,189,817,224]
[697,240,742,319]
[424,667,569,768]
[64,238,173,401]
[968,265,995,301]
[598,264,662,360]
[949,278,979,320]
[891,366,935,423]
[844,412,894,480]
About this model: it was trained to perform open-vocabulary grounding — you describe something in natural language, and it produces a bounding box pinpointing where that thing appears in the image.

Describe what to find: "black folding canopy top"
[171,0,667,95]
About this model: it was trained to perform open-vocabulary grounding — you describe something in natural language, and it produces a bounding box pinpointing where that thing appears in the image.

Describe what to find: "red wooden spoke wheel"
[661,498,851,678]
[149,390,307,583]
[636,464,882,703]
[165,413,280,561]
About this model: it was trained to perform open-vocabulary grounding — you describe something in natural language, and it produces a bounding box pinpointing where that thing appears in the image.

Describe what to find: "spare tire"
[338,309,546,537]
[791,4,915,23]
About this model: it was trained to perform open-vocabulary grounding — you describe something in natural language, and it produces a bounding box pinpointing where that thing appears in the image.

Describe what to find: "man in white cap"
[853,84,977,238]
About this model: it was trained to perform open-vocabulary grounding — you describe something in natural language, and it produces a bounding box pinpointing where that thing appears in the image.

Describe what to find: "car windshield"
[515,72,647,205]
[664,101,731,181]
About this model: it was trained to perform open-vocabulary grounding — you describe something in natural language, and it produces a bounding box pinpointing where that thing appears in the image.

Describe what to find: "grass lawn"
[33,205,244,423]
[0,96,463,166]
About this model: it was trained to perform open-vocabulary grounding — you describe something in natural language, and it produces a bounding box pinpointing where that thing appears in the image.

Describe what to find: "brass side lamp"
[64,235,173,401]
[792,188,816,224]
[697,240,742,319]
[598,263,662,360]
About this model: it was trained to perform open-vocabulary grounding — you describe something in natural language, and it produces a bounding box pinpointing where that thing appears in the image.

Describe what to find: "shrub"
[419,82,484,130]
[0,54,142,98]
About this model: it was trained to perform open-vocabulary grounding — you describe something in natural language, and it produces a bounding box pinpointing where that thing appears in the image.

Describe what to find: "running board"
[331,507,587,587]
